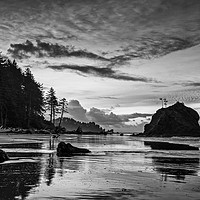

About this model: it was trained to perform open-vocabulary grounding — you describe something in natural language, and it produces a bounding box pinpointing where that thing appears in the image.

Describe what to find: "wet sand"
[0,133,200,200]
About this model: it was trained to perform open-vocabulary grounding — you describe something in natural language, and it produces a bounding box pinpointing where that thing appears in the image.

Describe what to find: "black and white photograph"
[0,0,200,199]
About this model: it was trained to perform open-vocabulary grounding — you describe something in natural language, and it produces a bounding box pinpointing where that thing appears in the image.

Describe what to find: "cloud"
[47,64,156,82]
[139,36,196,58]
[67,100,88,122]
[160,88,200,104]
[66,100,152,132]
[98,96,118,100]
[86,107,151,132]
[119,113,152,121]
[8,33,199,67]
[8,40,107,61]
[67,100,123,126]
[111,35,198,66]
[86,108,153,126]
[86,107,124,126]
[86,96,118,100]
[7,40,162,83]
[1,0,200,55]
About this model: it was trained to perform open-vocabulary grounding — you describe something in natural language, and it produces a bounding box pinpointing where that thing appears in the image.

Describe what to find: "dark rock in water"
[144,141,199,150]
[57,142,91,156]
[143,102,200,137]
[0,149,9,163]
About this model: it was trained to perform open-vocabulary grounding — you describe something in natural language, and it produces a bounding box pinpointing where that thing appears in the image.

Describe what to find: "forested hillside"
[56,117,104,133]
[0,55,48,129]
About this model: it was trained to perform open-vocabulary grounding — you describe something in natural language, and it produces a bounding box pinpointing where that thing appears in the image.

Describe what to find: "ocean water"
[0,134,200,200]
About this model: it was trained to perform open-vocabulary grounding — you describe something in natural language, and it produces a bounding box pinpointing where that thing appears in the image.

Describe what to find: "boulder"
[143,102,200,137]
[57,142,91,156]
[0,149,9,163]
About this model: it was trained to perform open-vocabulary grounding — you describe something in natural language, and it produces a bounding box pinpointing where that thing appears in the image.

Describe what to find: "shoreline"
[0,134,200,200]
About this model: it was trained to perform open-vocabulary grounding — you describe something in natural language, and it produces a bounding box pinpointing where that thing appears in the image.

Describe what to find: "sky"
[0,0,200,132]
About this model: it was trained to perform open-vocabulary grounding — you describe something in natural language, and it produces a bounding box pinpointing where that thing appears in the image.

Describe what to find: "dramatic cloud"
[86,107,151,132]
[87,107,123,126]
[86,108,152,126]
[110,36,198,66]
[1,0,200,55]
[1,0,200,125]
[47,64,156,82]
[8,40,107,60]
[67,100,88,122]
[66,100,152,132]
[8,35,199,66]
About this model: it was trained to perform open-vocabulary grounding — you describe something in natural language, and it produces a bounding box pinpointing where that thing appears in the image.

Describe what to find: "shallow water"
[0,134,200,200]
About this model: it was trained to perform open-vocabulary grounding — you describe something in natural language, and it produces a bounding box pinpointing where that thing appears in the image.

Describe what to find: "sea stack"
[143,102,200,137]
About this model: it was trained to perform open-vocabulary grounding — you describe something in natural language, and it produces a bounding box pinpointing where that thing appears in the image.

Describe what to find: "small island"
[141,102,200,137]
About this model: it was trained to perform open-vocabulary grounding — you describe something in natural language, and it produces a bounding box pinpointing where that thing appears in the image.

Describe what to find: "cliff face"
[143,102,200,137]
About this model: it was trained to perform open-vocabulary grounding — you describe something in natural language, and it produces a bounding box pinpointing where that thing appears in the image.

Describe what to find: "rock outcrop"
[57,142,91,156]
[143,102,200,137]
[0,149,9,163]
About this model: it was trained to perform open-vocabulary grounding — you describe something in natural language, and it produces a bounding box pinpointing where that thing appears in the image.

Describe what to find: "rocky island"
[142,102,200,137]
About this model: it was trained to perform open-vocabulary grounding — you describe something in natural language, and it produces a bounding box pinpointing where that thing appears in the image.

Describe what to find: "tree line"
[0,55,66,129]
[56,117,104,133]
[0,54,104,133]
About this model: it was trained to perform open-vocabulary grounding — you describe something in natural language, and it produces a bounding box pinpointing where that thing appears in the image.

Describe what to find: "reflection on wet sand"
[0,142,43,149]
[44,154,56,186]
[1,134,200,200]
[152,157,199,181]
[8,152,43,158]
[0,161,41,200]
[0,139,44,199]
[66,134,128,146]
[57,157,82,177]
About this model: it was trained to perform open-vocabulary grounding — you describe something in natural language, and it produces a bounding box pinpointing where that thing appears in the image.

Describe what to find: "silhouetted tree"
[56,117,103,133]
[23,68,44,128]
[45,87,58,125]
[0,54,44,128]
[58,98,68,128]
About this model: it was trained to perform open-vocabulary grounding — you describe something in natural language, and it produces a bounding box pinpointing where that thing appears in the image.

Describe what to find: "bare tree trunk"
[26,94,31,128]
[0,106,2,126]
[58,101,65,128]
[50,102,53,123]
[53,106,56,125]
[58,109,64,128]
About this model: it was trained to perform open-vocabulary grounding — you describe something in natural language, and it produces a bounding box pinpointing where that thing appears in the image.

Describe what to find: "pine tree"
[0,55,44,128]
[23,68,44,128]
[58,98,68,128]
[45,87,58,125]
[0,55,7,127]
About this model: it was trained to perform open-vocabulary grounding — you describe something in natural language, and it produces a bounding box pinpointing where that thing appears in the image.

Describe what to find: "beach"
[0,133,200,200]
